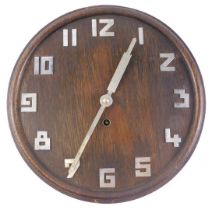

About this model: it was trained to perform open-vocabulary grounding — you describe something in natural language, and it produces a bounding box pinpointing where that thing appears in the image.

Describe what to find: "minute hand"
[67,38,136,179]
[107,38,137,94]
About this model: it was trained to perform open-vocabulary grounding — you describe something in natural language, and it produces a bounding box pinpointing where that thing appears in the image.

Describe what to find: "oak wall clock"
[7,5,205,203]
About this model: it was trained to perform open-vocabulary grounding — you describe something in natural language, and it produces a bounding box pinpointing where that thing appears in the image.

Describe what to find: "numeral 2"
[92,19,114,37]
[160,53,175,71]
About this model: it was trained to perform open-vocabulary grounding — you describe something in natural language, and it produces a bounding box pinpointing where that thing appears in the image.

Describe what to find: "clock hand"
[67,94,113,178]
[67,38,136,178]
[107,37,137,94]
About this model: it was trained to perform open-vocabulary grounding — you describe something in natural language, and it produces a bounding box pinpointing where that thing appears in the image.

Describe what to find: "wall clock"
[7,5,205,203]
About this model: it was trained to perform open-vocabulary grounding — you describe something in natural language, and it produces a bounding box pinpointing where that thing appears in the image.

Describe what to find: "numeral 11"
[63,28,77,47]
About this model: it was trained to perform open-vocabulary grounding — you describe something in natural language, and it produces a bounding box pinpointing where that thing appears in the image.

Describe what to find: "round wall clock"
[7,5,205,203]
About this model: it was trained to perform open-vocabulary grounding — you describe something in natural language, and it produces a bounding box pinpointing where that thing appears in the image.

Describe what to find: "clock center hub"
[100,93,113,107]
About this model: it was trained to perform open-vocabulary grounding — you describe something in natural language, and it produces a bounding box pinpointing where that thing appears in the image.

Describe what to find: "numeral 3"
[174,89,190,108]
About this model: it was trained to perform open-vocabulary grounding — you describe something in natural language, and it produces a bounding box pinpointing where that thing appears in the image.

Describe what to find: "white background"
[0,0,211,209]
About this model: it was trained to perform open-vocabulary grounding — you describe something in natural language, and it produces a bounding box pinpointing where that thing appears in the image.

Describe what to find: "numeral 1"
[34,131,50,150]
[99,168,115,188]
[135,157,151,177]
[34,56,53,75]
[92,19,115,37]
[165,128,181,147]
[160,53,175,71]
[63,28,77,47]
[138,27,144,45]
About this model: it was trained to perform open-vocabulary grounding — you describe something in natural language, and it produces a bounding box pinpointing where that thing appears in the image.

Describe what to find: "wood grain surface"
[7,5,205,203]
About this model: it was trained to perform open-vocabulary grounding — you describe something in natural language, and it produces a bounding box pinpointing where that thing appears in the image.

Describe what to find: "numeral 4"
[34,56,53,75]
[165,128,181,147]
[92,19,114,37]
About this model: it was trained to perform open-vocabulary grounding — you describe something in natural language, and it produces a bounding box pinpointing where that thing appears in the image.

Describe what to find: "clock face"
[8,6,205,203]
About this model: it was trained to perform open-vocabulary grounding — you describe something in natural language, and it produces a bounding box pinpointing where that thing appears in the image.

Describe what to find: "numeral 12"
[92,19,115,37]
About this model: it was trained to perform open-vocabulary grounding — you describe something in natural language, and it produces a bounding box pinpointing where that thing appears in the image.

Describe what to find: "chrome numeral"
[174,89,190,108]
[160,53,175,71]
[72,29,77,46]
[165,128,181,147]
[63,28,77,47]
[92,19,98,36]
[34,131,50,150]
[21,93,37,112]
[138,27,144,45]
[63,29,69,46]
[34,56,53,75]
[92,19,114,37]
[135,157,151,177]
[99,168,115,188]
[64,159,80,168]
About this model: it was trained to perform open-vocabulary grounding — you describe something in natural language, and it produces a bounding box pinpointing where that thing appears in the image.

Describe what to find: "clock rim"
[7,5,205,203]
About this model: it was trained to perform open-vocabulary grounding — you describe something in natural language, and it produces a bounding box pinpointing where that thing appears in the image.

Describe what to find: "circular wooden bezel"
[7,5,205,203]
